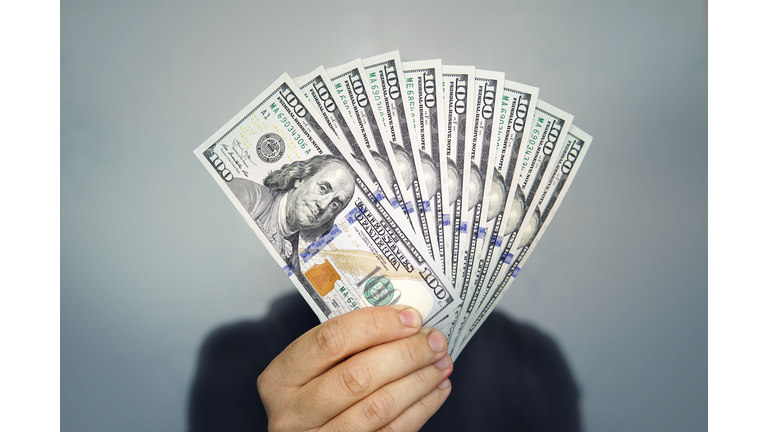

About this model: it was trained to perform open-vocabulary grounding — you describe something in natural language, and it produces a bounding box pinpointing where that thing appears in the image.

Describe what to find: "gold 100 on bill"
[194,73,458,333]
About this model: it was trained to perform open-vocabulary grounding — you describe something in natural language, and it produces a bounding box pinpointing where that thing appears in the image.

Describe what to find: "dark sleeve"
[511,321,582,432]
[188,294,581,432]
[187,294,319,432]
[422,312,582,432]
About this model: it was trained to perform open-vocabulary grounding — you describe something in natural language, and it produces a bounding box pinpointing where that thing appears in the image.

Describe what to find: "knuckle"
[315,320,345,359]
[362,392,393,425]
[378,423,398,432]
[369,309,388,336]
[269,415,297,432]
[415,396,435,416]
[257,369,276,397]
[340,363,372,398]
[256,371,267,393]
[399,337,423,367]
[412,367,434,389]
[267,416,284,432]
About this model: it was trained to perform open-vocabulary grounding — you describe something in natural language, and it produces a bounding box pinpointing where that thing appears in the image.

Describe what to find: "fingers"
[321,354,453,432]
[264,305,423,388]
[379,379,452,432]
[296,328,449,425]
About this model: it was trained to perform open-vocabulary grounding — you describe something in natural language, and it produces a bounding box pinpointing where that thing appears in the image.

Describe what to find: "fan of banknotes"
[195,51,592,359]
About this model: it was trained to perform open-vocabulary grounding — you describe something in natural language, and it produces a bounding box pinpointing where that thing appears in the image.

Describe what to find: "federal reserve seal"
[256,133,285,163]
[364,275,398,306]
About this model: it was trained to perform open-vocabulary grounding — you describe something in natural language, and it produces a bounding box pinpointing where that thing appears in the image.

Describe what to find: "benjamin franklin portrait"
[444,158,462,206]
[370,144,415,193]
[504,185,526,237]
[465,162,483,210]
[419,151,438,200]
[486,169,507,222]
[227,154,355,264]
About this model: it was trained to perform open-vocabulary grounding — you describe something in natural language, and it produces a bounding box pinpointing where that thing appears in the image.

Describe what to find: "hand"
[257,305,453,431]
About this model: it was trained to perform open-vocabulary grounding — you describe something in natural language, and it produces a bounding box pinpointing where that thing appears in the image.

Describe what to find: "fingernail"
[428,330,447,353]
[438,378,451,390]
[434,355,451,370]
[400,308,420,328]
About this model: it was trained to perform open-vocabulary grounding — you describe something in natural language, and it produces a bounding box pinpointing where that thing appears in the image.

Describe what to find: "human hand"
[256,305,453,431]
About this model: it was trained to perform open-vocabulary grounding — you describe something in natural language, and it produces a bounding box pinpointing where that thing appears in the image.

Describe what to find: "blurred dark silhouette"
[188,293,581,431]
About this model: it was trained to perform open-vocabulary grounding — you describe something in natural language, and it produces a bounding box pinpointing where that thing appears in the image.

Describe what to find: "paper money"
[362,52,437,261]
[466,100,573,326]
[441,66,476,286]
[295,67,391,201]
[325,59,404,216]
[448,69,506,346]
[194,74,458,332]
[454,125,592,356]
[449,80,540,350]
[455,100,573,352]
[402,60,448,274]
[293,67,430,256]
[194,53,594,356]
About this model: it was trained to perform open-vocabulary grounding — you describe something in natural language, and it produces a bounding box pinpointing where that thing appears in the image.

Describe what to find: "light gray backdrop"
[61,0,707,430]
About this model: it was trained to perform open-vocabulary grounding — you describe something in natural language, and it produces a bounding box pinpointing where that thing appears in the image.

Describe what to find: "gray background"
[61,0,706,431]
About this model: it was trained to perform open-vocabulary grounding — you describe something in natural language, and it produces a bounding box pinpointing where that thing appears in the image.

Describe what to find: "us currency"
[460,100,574,343]
[441,66,476,287]
[325,59,407,219]
[295,67,391,201]
[448,80,539,351]
[448,69,506,347]
[454,125,592,356]
[362,52,437,261]
[194,73,458,334]
[402,60,448,274]
[294,67,430,255]
[436,66,479,340]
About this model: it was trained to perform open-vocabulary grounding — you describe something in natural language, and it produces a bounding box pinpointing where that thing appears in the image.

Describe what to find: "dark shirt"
[188,293,581,431]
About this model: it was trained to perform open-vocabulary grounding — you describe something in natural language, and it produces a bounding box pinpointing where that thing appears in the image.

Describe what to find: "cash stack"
[194,51,592,358]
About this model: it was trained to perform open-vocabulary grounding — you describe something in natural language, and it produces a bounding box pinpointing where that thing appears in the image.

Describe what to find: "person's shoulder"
[196,317,269,370]
[432,311,581,431]
[479,312,564,358]
[197,293,318,367]
[478,311,580,397]
[469,312,576,377]
[190,293,316,431]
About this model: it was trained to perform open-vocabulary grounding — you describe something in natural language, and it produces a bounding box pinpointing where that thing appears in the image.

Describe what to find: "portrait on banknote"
[392,143,416,189]
[226,154,355,265]
[444,158,462,206]
[517,202,541,248]
[371,151,394,190]
[504,185,526,237]
[486,169,507,222]
[465,162,483,210]
[419,151,438,200]
[371,143,416,194]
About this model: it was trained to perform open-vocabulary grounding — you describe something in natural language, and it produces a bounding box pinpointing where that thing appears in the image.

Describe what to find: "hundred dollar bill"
[326,59,406,218]
[194,73,458,333]
[465,100,573,328]
[436,66,479,340]
[454,125,592,356]
[448,69,505,346]
[441,66,476,287]
[474,100,573,319]
[295,67,390,198]
[402,60,448,274]
[449,80,539,349]
[453,100,573,354]
[294,67,430,256]
[362,52,437,260]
